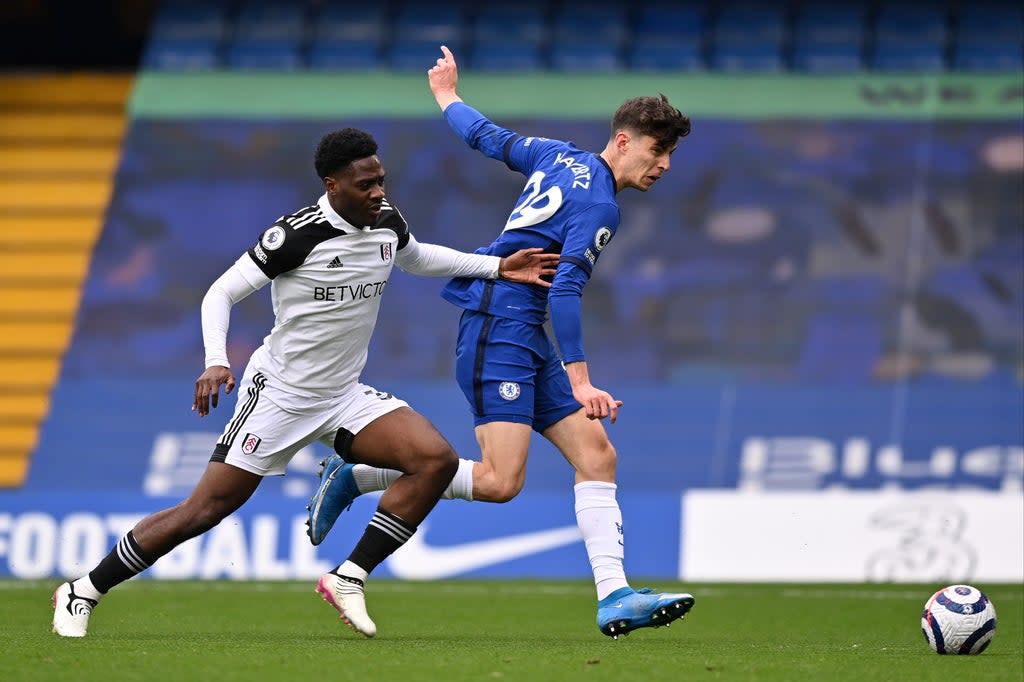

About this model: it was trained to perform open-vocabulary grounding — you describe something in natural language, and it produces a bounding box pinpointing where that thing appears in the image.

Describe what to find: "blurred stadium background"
[0,0,1021,586]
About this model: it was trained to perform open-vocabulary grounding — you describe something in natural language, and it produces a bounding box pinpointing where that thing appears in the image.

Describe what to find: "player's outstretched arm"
[428,44,463,111]
[498,248,559,288]
[193,256,266,416]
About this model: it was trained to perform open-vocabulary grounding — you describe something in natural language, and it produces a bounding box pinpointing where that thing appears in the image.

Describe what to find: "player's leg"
[533,345,627,600]
[53,461,262,637]
[54,367,310,637]
[539,363,694,638]
[315,389,458,637]
[468,421,531,501]
[306,311,538,542]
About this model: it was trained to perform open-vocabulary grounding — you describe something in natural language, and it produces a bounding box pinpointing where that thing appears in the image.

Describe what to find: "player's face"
[326,155,386,227]
[620,134,675,192]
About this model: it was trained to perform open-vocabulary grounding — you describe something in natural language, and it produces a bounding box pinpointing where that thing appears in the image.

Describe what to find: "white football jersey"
[244,194,408,397]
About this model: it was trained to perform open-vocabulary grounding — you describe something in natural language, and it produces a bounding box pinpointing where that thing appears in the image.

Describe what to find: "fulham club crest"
[241,433,262,455]
[380,243,392,262]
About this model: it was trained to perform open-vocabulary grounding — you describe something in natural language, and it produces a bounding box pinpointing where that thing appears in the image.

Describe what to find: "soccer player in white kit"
[51,127,557,639]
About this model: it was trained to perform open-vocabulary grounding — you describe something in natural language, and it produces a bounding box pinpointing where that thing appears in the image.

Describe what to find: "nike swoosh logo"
[387,524,583,580]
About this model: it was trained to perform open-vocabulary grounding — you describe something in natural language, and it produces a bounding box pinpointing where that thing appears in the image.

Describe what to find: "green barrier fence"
[130,72,1023,120]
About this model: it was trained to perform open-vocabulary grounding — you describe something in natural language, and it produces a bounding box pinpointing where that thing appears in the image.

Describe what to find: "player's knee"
[421,443,459,482]
[487,476,525,503]
[578,440,617,480]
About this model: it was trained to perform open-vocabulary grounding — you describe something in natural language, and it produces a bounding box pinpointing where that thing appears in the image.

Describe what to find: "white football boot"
[52,582,98,637]
[316,573,377,638]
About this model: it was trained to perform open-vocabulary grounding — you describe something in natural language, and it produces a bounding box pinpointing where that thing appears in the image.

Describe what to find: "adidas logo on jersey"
[326,257,344,269]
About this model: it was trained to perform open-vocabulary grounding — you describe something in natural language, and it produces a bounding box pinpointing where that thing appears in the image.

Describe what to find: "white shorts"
[211,365,408,476]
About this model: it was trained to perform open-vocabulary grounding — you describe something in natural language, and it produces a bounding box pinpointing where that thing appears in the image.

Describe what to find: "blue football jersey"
[440,103,621,328]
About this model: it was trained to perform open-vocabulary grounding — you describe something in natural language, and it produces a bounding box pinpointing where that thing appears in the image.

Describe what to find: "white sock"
[574,481,629,600]
[334,560,368,585]
[351,460,475,501]
[351,464,398,494]
[442,459,475,500]
[71,575,102,601]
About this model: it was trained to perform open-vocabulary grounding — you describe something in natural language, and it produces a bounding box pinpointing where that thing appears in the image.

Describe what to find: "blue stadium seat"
[393,2,467,44]
[790,3,866,73]
[634,4,706,42]
[469,42,545,71]
[871,39,947,72]
[796,276,886,383]
[223,40,304,70]
[874,5,949,43]
[792,3,866,44]
[628,39,704,71]
[714,4,787,44]
[470,3,547,45]
[311,4,388,42]
[142,38,221,70]
[952,3,1023,71]
[549,43,624,72]
[798,313,884,383]
[952,40,1024,71]
[233,1,308,41]
[710,3,786,72]
[149,1,230,41]
[709,41,784,72]
[955,3,1024,43]
[551,3,630,47]
[389,40,463,71]
[791,39,864,72]
[308,40,384,71]
[629,3,706,71]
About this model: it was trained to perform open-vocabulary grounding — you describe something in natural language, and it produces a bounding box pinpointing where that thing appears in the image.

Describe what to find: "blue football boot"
[596,587,695,639]
[306,454,361,546]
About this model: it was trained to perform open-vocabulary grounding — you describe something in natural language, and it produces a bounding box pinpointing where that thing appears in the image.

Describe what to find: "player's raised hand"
[428,45,462,111]
[192,365,235,417]
[498,248,560,287]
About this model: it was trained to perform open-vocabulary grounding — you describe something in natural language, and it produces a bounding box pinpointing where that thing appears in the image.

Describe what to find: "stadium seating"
[307,5,386,70]
[952,3,1024,71]
[142,38,221,71]
[790,3,868,72]
[0,74,131,487]
[549,43,625,72]
[471,3,548,45]
[148,1,230,42]
[628,3,706,71]
[869,4,950,72]
[953,40,1024,71]
[308,40,385,71]
[133,1,1024,74]
[464,2,549,70]
[469,42,546,72]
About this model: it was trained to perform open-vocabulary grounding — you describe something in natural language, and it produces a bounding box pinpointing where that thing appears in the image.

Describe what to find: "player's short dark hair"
[314,128,379,178]
[611,94,691,150]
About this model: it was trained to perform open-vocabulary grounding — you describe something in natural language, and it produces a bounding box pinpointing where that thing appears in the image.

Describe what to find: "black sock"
[345,508,416,574]
[88,531,155,593]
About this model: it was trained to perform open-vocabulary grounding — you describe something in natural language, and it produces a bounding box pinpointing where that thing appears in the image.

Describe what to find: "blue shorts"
[454,310,580,432]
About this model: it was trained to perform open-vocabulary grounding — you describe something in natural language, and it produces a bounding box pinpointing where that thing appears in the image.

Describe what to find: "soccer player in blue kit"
[308,46,695,638]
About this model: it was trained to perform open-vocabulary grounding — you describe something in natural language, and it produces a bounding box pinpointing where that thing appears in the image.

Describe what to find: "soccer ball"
[921,585,997,655]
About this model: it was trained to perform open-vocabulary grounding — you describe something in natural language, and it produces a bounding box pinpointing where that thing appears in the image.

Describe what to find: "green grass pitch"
[2,580,1021,682]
